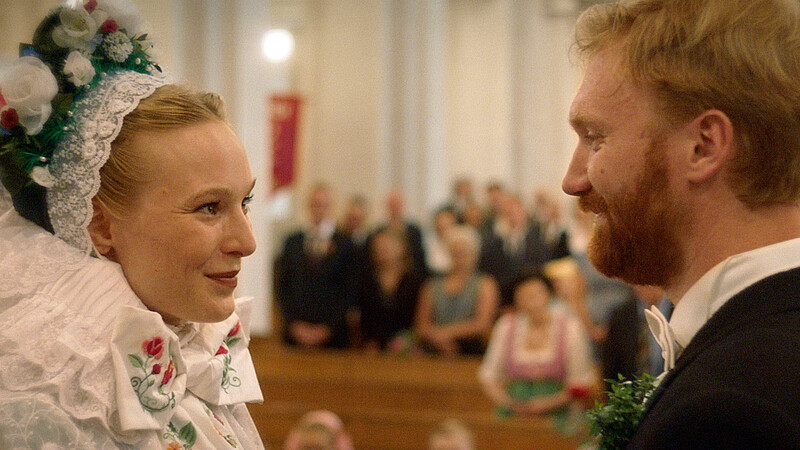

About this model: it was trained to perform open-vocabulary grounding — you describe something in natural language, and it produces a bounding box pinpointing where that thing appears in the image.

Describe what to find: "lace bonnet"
[0,0,165,254]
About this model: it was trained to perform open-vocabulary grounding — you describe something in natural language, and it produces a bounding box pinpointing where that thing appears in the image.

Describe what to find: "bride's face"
[105,120,256,325]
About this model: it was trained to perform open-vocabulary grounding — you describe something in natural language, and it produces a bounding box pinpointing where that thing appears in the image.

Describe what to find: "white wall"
[446,0,514,191]
[281,0,581,221]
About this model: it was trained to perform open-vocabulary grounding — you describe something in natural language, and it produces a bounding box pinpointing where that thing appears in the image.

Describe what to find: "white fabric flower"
[102,31,133,63]
[63,50,96,87]
[30,166,56,188]
[0,57,58,135]
[52,7,107,49]
[99,0,142,35]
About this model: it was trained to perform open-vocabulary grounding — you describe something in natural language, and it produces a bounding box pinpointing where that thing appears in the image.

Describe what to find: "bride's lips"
[207,270,239,289]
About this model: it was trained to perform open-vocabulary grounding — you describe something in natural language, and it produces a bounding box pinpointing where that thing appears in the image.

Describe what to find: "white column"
[379,0,448,220]
[202,0,224,93]
[420,0,448,217]
[229,0,272,336]
[509,0,579,201]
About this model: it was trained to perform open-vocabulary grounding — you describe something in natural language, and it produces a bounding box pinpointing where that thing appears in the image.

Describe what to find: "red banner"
[270,94,301,191]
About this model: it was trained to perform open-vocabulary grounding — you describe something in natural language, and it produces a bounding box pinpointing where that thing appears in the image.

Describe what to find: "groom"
[562,0,800,446]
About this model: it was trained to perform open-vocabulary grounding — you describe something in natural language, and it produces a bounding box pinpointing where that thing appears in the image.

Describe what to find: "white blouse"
[0,197,264,449]
[478,304,595,389]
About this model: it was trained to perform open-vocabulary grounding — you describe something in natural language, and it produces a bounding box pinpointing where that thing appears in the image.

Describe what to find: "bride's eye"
[242,195,253,214]
[198,203,218,215]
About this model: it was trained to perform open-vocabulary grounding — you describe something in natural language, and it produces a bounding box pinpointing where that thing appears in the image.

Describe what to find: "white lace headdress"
[0,0,165,255]
[47,71,164,253]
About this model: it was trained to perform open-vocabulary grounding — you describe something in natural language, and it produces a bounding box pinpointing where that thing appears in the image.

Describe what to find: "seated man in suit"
[275,183,355,349]
[380,189,428,276]
[562,0,800,446]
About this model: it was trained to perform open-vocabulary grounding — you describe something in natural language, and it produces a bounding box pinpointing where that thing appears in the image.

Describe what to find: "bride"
[0,1,264,448]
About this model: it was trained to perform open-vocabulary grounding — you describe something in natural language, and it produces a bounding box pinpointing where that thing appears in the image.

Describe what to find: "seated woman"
[415,225,499,356]
[0,2,263,448]
[478,267,596,432]
[356,227,426,353]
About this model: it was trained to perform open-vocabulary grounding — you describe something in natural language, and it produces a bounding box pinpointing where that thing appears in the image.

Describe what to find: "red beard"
[579,144,685,287]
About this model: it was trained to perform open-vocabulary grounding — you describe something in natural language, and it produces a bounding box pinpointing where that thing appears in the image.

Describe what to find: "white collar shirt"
[647,237,800,377]
[307,219,336,241]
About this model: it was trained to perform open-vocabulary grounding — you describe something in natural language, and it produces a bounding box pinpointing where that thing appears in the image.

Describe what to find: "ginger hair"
[575,0,800,208]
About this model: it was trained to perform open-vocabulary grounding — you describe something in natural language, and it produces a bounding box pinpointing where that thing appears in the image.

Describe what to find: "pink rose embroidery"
[128,336,176,413]
[162,360,174,385]
[142,336,164,359]
[227,321,241,337]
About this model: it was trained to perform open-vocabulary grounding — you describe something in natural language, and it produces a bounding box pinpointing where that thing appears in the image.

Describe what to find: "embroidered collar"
[109,297,263,432]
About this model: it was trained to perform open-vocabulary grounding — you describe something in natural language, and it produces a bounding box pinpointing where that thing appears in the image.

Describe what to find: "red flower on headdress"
[227,321,241,337]
[152,363,161,375]
[215,345,228,356]
[0,91,6,108]
[84,0,98,13]
[161,360,174,385]
[1,108,18,130]
[142,336,164,359]
[101,19,118,34]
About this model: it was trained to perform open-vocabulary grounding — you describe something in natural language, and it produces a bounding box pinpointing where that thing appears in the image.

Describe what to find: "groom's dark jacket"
[628,267,800,449]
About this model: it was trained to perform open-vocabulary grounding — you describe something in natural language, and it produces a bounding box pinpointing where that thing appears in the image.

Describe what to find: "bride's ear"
[88,198,114,258]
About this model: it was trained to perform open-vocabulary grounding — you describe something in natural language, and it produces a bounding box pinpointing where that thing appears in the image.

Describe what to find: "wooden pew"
[247,337,587,449]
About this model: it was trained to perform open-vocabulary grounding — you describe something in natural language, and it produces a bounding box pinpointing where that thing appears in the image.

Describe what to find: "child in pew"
[428,419,475,450]
[284,410,353,450]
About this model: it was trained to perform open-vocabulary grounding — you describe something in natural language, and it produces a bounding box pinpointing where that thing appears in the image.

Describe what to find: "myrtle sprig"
[586,373,656,450]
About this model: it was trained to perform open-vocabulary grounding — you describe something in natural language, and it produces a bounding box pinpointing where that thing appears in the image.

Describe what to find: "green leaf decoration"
[178,422,197,448]
[128,354,143,368]
[586,373,656,450]
[53,93,74,115]
[30,12,65,58]
[226,337,241,348]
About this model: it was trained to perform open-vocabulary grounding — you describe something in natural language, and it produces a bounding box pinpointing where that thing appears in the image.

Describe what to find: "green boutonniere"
[586,373,656,450]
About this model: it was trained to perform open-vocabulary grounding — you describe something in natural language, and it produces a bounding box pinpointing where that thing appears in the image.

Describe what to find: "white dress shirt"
[648,237,800,377]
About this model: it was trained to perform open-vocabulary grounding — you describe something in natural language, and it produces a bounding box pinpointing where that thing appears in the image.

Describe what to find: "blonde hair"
[444,225,481,258]
[428,419,474,450]
[575,0,800,208]
[96,84,227,215]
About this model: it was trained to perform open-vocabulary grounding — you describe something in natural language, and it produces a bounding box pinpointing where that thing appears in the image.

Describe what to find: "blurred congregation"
[272,177,672,413]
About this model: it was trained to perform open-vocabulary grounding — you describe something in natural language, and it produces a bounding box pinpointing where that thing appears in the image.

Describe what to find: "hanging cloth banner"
[270,94,302,191]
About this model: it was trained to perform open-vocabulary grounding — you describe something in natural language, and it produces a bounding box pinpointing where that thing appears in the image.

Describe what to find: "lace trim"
[46,71,166,254]
[0,204,86,298]
[0,394,122,449]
